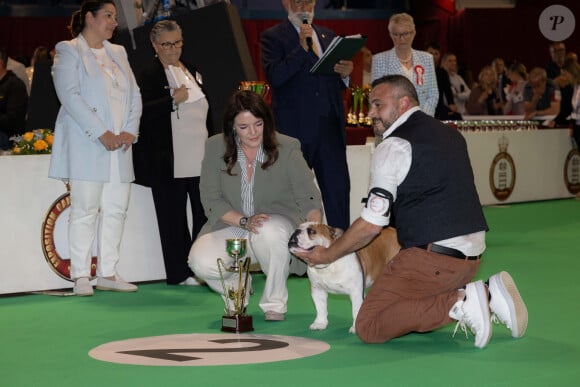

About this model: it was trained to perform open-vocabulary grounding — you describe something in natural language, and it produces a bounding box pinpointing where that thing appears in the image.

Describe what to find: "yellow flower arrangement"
[10,129,54,155]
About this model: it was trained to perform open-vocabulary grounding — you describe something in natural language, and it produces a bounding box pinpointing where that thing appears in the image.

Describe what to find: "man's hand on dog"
[291,246,331,266]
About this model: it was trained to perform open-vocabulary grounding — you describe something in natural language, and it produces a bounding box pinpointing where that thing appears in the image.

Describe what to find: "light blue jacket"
[49,34,142,182]
[371,48,438,117]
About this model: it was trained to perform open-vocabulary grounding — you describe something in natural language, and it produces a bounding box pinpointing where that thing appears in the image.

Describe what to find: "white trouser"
[189,214,301,314]
[68,179,131,279]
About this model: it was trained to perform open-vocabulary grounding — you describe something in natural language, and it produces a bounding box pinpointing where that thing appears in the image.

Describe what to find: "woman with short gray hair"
[133,19,213,286]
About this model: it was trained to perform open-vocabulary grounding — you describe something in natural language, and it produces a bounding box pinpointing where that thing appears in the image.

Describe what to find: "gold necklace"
[91,48,120,88]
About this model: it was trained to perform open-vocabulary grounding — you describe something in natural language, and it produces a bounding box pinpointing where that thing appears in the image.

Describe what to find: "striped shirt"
[230,143,266,238]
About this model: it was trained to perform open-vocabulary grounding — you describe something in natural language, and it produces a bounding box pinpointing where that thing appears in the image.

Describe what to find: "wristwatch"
[239,217,248,229]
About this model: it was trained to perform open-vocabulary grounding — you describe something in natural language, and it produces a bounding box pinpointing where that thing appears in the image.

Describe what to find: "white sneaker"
[488,271,528,338]
[73,277,93,296]
[96,275,138,292]
[179,276,203,286]
[265,311,285,321]
[449,280,492,349]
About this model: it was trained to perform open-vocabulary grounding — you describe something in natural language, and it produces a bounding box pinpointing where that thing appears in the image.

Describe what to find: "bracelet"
[172,98,180,119]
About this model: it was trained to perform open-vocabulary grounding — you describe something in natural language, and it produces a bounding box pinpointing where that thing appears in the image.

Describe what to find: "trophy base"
[221,314,254,333]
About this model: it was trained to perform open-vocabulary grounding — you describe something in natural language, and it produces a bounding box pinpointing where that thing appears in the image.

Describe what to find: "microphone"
[303,19,313,52]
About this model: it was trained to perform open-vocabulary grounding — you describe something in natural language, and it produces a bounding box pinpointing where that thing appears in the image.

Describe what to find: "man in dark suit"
[261,0,353,230]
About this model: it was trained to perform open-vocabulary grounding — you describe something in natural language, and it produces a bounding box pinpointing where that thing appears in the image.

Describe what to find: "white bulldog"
[288,222,399,333]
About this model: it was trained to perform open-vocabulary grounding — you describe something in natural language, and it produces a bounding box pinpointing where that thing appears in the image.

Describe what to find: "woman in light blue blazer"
[371,13,438,117]
[49,0,142,296]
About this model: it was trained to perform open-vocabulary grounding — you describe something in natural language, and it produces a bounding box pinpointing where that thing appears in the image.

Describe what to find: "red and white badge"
[414,65,424,86]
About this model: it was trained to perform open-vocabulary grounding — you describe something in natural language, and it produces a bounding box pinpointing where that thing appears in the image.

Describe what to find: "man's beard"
[288,10,314,27]
[372,115,396,137]
[372,119,387,137]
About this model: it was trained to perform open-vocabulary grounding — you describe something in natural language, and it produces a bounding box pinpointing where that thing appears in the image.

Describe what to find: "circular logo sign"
[489,152,516,201]
[89,333,330,366]
[539,5,575,41]
[563,148,580,194]
[41,192,98,281]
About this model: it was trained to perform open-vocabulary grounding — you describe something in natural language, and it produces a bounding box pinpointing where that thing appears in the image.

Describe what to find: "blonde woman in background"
[466,65,503,115]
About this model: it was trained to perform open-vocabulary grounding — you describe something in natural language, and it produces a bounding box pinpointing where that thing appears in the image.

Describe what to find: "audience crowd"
[3,11,579,153]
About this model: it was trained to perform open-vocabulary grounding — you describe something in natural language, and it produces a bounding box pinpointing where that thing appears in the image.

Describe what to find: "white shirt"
[229,144,266,239]
[91,47,128,183]
[165,66,208,178]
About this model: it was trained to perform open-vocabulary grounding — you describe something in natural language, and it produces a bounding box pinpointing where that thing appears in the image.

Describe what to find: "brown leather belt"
[417,243,480,260]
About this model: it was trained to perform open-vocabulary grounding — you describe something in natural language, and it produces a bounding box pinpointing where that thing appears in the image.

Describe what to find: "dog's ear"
[330,227,344,240]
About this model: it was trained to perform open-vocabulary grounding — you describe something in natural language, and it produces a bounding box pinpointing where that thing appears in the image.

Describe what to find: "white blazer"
[49,34,142,182]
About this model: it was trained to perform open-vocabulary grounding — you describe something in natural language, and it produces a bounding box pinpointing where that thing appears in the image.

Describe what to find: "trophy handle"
[235,257,250,313]
[238,257,252,310]
[217,258,234,314]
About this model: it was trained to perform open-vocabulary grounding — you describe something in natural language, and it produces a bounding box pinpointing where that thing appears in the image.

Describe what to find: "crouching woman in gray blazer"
[189,90,322,321]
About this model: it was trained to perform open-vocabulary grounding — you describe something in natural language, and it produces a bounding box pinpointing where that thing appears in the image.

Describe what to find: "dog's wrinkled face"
[288,222,343,253]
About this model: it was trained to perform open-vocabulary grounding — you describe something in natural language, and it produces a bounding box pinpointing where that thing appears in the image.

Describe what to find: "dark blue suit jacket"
[261,20,347,145]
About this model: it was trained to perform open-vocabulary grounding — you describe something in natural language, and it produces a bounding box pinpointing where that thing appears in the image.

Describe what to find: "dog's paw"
[309,321,328,331]
[348,325,356,334]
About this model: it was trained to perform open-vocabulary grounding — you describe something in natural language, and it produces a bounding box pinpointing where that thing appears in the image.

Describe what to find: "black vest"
[389,111,488,248]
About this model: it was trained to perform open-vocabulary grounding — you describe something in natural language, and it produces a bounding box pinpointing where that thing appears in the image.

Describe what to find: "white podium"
[0,155,166,295]
[1,132,576,295]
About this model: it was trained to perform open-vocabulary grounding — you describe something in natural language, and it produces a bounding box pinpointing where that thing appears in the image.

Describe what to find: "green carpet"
[2,199,579,386]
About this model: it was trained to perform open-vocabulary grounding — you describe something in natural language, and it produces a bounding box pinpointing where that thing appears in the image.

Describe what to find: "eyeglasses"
[158,39,184,50]
[391,31,414,39]
[292,0,314,6]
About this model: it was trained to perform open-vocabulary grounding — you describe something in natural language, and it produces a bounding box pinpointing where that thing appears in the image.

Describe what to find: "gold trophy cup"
[239,81,270,99]
[217,238,254,333]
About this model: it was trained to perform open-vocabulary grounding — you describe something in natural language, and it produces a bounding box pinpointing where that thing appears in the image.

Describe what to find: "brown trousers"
[355,247,481,343]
